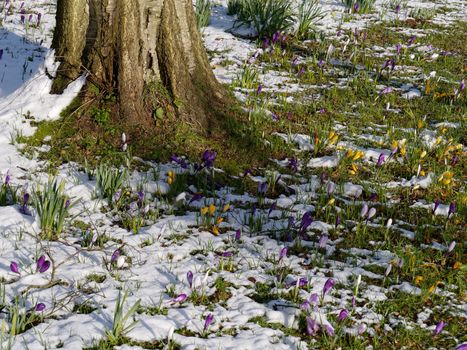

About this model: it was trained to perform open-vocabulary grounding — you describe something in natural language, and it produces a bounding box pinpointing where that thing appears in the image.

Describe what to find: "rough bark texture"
[52,0,224,129]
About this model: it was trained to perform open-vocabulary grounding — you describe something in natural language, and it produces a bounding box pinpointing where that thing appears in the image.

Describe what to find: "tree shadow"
[0,28,47,98]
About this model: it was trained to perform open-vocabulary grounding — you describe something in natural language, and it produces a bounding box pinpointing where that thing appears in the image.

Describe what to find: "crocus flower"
[395,4,401,13]
[451,156,459,166]
[358,323,367,335]
[386,218,393,228]
[448,202,456,218]
[319,235,328,248]
[434,321,445,336]
[35,303,46,312]
[297,67,305,78]
[234,229,241,241]
[288,156,298,172]
[187,271,193,288]
[322,278,335,297]
[309,293,319,305]
[0,49,3,60]
[407,35,416,45]
[338,309,349,323]
[300,211,313,233]
[446,241,456,255]
[367,207,376,220]
[268,202,277,217]
[327,182,335,196]
[385,263,392,277]
[396,43,402,55]
[37,13,42,26]
[37,256,50,273]
[258,182,268,195]
[278,247,287,262]
[201,150,217,168]
[203,313,214,331]
[459,80,465,92]
[10,261,20,274]
[111,250,120,263]
[455,344,467,350]
[256,84,262,95]
[433,199,440,214]
[360,203,369,218]
[171,294,187,304]
[335,215,340,228]
[306,317,319,336]
[325,324,335,336]
[376,153,385,166]
[380,86,393,95]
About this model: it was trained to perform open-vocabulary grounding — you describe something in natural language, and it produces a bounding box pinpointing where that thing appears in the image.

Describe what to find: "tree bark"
[52,0,224,130]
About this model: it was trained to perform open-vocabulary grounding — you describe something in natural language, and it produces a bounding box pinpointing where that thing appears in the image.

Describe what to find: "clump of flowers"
[199,203,229,235]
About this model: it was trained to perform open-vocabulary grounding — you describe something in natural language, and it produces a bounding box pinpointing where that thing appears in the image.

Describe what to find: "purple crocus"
[297,67,305,78]
[36,256,50,273]
[4,173,10,185]
[367,207,376,220]
[335,215,340,228]
[256,84,263,95]
[395,4,401,14]
[360,203,369,218]
[171,293,187,304]
[338,309,349,323]
[319,235,328,248]
[288,156,298,172]
[380,86,393,95]
[451,156,459,166]
[299,211,313,233]
[353,2,360,12]
[358,323,367,335]
[187,271,193,288]
[35,303,46,312]
[234,229,241,241]
[407,35,416,46]
[322,278,335,297]
[37,13,42,26]
[258,182,268,195]
[432,199,440,214]
[448,202,456,218]
[203,313,214,331]
[0,49,3,60]
[434,321,445,336]
[201,149,217,168]
[306,317,319,336]
[376,153,385,166]
[278,247,288,262]
[268,202,277,217]
[325,324,335,336]
[110,249,120,263]
[396,43,402,55]
[327,182,336,196]
[455,344,467,350]
[309,293,319,305]
[10,261,20,274]
[459,79,465,92]
[20,14,25,24]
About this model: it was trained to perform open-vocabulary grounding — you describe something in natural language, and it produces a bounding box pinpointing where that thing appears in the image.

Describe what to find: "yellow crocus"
[428,280,441,294]
[208,204,216,216]
[212,226,220,235]
[420,150,427,159]
[400,147,406,156]
[417,120,424,129]
[216,217,224,225]
[200,207,208,215]
[453,262,462,270]
[353,151,364,161]
[327,198,335,206]
[223,204,230,212]
[414,276,424,285]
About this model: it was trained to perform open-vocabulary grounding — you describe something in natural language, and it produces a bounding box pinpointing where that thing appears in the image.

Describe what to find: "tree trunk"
[52,0,224,130]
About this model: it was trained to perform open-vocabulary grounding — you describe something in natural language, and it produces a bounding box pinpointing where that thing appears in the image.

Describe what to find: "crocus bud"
[204,313,214,331]
[35,303,46,312]
[10,261,20,274]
